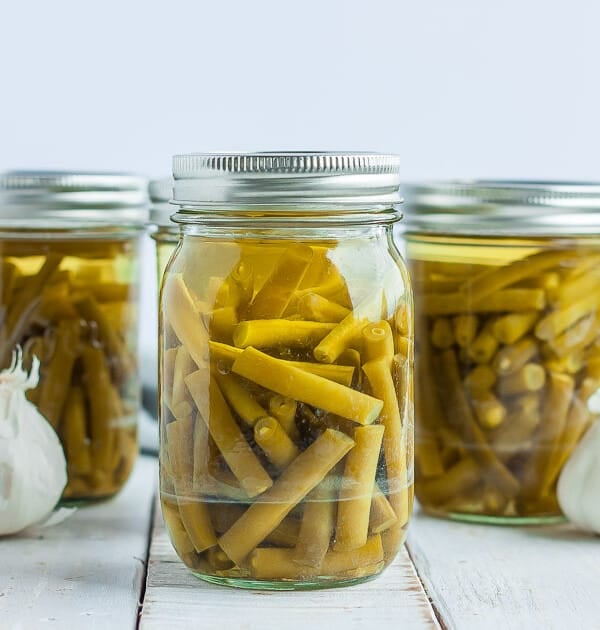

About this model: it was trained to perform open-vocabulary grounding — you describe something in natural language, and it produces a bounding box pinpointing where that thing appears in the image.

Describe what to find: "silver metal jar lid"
[402,180,600,236]
[148,177,174,226]
[0,171,149,226]
[172,152,402,210]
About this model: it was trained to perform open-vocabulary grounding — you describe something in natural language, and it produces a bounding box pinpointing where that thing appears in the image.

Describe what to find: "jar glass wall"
[0,171,147,502]
[404,181,600,525]
[148,178,178,281]
[158,152,414,590]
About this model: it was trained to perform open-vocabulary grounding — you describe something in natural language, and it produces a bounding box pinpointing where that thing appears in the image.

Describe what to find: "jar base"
[422,505,566,526]
[191,571,381,591]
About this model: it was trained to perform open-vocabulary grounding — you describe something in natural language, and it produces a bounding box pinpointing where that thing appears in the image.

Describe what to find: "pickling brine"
[160,235,413,588]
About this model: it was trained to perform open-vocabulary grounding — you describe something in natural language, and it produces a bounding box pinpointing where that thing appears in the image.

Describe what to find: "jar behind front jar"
[404,181,600,524]
[148,178,178,281]
[159,152,414,590]
[0,171,147,502]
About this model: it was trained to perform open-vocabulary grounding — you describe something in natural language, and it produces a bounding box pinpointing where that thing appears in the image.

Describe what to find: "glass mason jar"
[149,178,178,280]
[0,171,147,502]
[159,152,414,590]
[404,181,600,524]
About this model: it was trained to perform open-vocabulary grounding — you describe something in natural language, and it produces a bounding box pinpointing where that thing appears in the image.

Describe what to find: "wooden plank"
[0,456,156,630]
[140,498,439,630]
[407,509,600,630]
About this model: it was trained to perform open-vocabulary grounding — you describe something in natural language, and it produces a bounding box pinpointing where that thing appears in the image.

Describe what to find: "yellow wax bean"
[460,249,575,302]
[163,346,179,413]
[268,395,299,442]
[37,318,81,429]
[430,318,454,349]
[297,292,350,323]
[335,424,385,551]
[233,347,383,425]
[520,371,574,497]
[208,340,242,364]
[586,355,600,379]
[548,313,597,357]
[207,340,355,386]
[519,271,561,292]
[337,348,363,388]
[394,303,410,336]
[470,390,506,430]
[249,535,383,580]
[463,364,497,391]
[218,428,355,565]
[293,476,338,568]
[81,345,115,472]
[535,292,600,341]
[362,320,395,364]
[254,417,300,469]
[551,269,600,308]
[468,322,499,364]
[497,363,546,395]
[362,359,409,526]
[422,289,546,316]
[415,438,445,479]
[419,457,480,505]
[167,416,218,553]
[192,411,211,492]
[245,245,313,319]
[492,311,538,344]
[233,319,335,349]
[74,293,132,377]
[176,492,218,553]
[215,372,268,427]
[493,337,538,375]
[206,547,234,571]
[62,387,92,476]
[314,289,384,363]
[185,369,273,497]
[544,378,599,488]
[211,504,301,547]
[452,314,478,347]
[172,345,196,412]
[417,277,462,293]
[395,336,409,359]
[560,254,600,282]
[162,501,196,560]
[206,306,238,342]
[163,274,209,367]
[166,416,194,488]
[369,484,398,534]
[438,349,520,497]
[545,352,584,375]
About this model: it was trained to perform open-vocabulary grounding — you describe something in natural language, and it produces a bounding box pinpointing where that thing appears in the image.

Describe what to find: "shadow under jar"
[0,171,148,502]
[159,152,414,590]
[403,181,600,524]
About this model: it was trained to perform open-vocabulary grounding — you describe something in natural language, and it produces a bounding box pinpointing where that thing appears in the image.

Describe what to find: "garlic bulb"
[0,349,67,536]
[557,419,600,534]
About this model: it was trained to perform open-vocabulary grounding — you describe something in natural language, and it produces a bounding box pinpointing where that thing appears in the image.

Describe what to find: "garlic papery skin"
[557,420,600,534]
[0,350,67,536]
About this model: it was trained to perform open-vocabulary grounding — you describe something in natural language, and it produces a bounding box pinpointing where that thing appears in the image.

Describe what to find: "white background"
[1,0,599,385]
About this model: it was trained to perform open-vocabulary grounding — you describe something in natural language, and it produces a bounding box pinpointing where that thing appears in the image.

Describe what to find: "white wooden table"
[2,456,599,630]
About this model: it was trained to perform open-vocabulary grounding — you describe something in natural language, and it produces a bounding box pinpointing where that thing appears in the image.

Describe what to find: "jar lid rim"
[0,170,149,223]
[403,180,600,235]
[171,152,402,208]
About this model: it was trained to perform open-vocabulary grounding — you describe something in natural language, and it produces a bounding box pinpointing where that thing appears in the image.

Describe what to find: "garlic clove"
[557,420,600,534]
[0,351,67,536]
